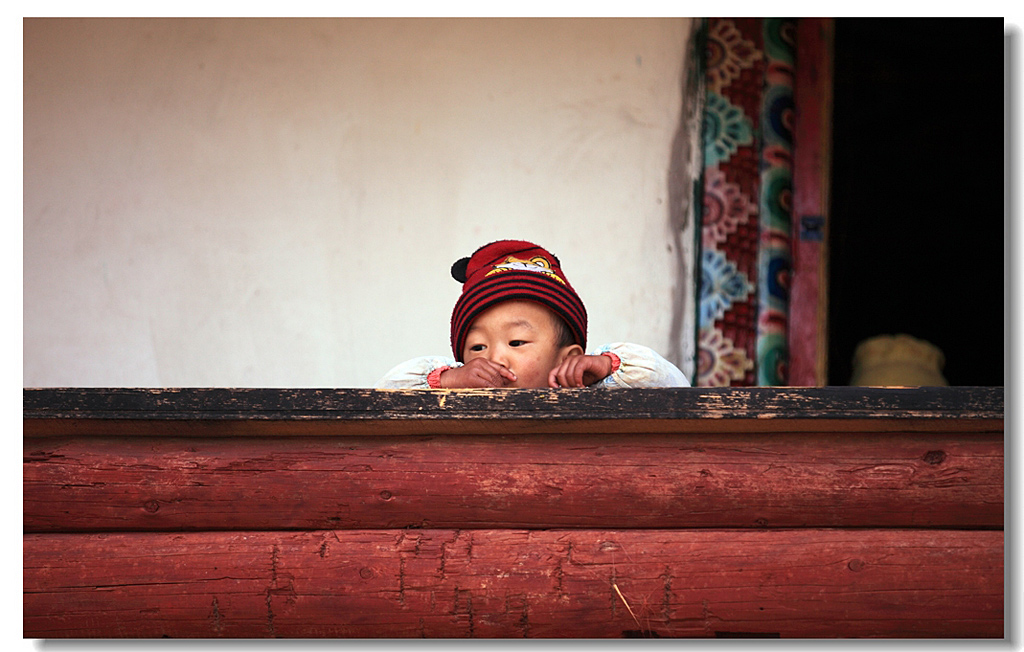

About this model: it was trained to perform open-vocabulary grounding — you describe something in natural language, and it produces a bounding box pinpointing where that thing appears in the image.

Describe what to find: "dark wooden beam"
[23,387,1004,436]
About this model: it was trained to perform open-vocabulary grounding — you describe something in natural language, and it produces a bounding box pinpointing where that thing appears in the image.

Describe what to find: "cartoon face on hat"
[450,240,587,361]
[485,255,566,284]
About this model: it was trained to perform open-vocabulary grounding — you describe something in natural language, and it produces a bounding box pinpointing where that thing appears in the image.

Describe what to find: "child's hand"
[439,359,517,388]
[548,354,613,388]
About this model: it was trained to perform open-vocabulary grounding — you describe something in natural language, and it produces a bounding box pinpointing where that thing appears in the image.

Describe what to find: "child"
[375,239,689,389]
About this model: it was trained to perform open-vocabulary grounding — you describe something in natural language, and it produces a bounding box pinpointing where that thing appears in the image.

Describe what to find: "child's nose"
[487,346,510,367]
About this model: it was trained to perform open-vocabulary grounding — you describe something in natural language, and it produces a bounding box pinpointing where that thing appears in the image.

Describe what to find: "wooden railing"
[23,387,1004,638]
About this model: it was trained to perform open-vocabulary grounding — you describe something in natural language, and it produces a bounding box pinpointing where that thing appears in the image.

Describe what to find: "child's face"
[462,300,582,388]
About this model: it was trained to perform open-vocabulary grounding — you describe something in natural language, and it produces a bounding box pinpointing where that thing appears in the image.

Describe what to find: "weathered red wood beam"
[22,387,1005,437]
[24,431,1003,532]
[789,17,834,386]
[23,528,1003,638]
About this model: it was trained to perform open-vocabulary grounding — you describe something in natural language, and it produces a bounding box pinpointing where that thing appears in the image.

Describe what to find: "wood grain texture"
[24,431,1003,532]
[24,529,1003,638]
[789,18,835,386]
[23,387,1005,437]
[22,386,1005,638]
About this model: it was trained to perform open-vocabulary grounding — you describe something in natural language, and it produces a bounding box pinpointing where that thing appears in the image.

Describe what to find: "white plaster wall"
[23,17,698,388]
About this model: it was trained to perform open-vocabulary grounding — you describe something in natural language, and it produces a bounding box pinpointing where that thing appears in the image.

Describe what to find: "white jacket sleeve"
[373,356,460,389]
[592,342,690,388]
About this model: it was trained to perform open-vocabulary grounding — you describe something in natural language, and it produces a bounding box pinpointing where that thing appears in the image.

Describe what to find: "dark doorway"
[827,18,1005,386]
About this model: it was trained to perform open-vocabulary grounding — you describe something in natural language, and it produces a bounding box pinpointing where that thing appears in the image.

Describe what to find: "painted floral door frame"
[697,18,833,387]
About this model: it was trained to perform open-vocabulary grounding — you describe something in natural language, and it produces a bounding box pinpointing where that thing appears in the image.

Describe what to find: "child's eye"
[469,344,486,352]
[509,340,527,347]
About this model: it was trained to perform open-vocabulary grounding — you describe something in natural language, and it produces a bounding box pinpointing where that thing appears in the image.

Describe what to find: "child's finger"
[480,360,513,385]
[573,361,587,386]
[485,366,508,386]
[576,358,593,386]
[560,360,583,388]
[580,357,602,386]
[548,366,563,388]
[555,364,571,388]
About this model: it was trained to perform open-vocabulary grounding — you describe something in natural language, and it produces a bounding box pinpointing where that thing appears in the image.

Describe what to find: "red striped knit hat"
[450,240,587,361]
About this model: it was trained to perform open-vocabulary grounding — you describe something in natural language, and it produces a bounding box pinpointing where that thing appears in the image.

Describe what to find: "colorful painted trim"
[755,18,795,386]
[697,18,794,387]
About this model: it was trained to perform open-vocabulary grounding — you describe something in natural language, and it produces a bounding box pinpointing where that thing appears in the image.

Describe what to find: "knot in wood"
[847,559,864,572]
[379,490,393,501]
[143,500,160,513]
[922,450,946,465]
[359,567,374,579]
